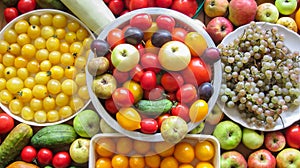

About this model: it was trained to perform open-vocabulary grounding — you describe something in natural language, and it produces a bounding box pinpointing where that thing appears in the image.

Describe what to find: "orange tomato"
[95,138,116,157]
[189,99,209,123]
[160,156,179,168]
[144,152,161,168]
[295,8,300,31]
[179,163,194,168]
[95,157,112,168]
[195,140,215,161]
[154,141,175,157]
[195,162,214,168]
[129,155,145,168]
[111,154,129,168]
[174,142,195,163]
[116,137,133,155]
[116,107,141,131]
[133,140,151,154]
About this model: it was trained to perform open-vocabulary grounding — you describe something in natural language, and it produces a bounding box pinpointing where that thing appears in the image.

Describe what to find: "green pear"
[242,127,264,150]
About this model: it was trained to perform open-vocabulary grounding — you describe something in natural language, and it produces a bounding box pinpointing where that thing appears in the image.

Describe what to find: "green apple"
[255,3,279,23]
[242,128,264,150]
[189,121,205,134]
[158,41,191,71]
[213,120,242,150]
[69,138,90,164]
[92,73,117,99]
[275,0,297,15]
[111,43,140,72]
[204,0,229,18]
[161,116,188,144]
[73,109,100,138]
[276,148,300,168]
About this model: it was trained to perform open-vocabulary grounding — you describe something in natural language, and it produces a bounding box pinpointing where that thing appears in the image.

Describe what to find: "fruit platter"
[1,0,300,168]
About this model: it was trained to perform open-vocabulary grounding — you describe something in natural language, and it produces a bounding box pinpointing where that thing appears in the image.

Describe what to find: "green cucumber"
[0,123,33,168]
[135,99,173,116]
[31,124,77,148]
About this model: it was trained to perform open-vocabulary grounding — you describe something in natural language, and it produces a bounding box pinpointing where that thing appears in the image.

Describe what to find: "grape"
[218,21,300,128]
[124,27,144,45]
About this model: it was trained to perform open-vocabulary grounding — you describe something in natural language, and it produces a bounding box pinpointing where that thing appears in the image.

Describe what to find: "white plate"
[218,22,300,131]
[0,9,94,126]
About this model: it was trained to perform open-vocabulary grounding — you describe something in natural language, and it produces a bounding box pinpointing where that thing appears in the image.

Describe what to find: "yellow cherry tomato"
[189,99,209,123]
[116,107,141,131]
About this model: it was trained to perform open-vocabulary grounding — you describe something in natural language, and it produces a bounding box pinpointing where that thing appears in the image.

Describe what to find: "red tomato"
[155,0,172,8]
[52,151,71,168]
[124,0,131,8]
[171,103,190,122]
[112,87,135,108]
[161,72,184,92]
[176,84,198,104]
[156,113,170,129]
[129,64,144,82]
[171,0,198,17]
[140,52,161,73]
[108,0,125,16]
[113,68,129,84]
[0,113,14,134]
[130,13,152,30]
[17,0,36,14]
[156,15,176,32]
[286,124,300,149]
[140,70,157,90]
[172,27,188,42]
[4,7,18,23]
[181,57,211,86]
[135,43,145,56]
[129,0,148,11]
[21,146,37,163]
[144,85,165,100]
[166,92,177,101]
[105,98,119,115]
[104,0,112,3]
[37,148,53,165]
[148,0,156,7]
[140,118,158,134]
[107,28,125,48]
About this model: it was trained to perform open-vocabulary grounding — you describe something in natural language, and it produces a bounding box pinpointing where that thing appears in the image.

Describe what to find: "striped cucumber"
[135,99,173,116]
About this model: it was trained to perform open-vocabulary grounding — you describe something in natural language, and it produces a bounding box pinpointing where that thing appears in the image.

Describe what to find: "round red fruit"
[4,7,18,23]
[176,84,198,104]
[156,113,170,129]
[140,71,157,90]
[113,68,129,84]
[108,0,125,16]
[107,28,125,48]
[52,151,71,168]
[285,124,300,149]
[21,146,37,163]
[17,0,36,14]
[129,0,148,11]
[171,0,198,17]
[140,118,158,134]
[112,87,135,108]
[156,15,176,32]
[161,72,184,92]
[0,113,14,134]
[172,27,188,42]
[141,52,161,73]
[129,64,144,82]
[144,85,165,100]
[171,103,190,122]
[37,148,53,165]
[155,0,173,8]
[130,13,152,30]
[105,98,119,114]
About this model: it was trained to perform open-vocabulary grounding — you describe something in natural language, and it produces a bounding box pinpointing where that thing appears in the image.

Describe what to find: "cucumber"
[135,99,173,116]
[36,0,67,10]
[31,124,77,148]
[0,123,33,168]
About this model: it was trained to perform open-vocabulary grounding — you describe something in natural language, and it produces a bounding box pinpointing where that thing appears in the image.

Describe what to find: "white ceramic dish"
[89,133,220,168]
[218,22,300,131]
[0,9,94,126]
[86,7,222,142]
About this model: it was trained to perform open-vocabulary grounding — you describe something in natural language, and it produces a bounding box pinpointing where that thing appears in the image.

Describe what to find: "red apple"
[206,17,234,44]
[228,0,257,26]
[285,124,300,149]
[247,149,276,168]
[276,148,300,168]
[264,131,286,152]
[221,151,247,168]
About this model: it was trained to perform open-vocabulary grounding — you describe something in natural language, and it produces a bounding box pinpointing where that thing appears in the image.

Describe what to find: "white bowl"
[218,22,300,131]
[86,8,222,142]
[0,9,94,126]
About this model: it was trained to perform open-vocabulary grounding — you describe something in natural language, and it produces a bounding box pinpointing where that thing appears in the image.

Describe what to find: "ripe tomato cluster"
[104,0,199,18]
[4,0,37,23]
[89,12,219,134]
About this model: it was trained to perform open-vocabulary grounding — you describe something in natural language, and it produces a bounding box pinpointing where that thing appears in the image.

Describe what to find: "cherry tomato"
[171,103,190,122]
[144,85,165,100]
[17,0,36,14]
[166,92,177,102]
[104,98,118,115]
[113,68,129,84]
[181,57,211,86]
[108,0,125,16]
[129,64,144,82]
[135,43,145,57]
[0,112,14,134]
[123,80,143,103]
[171,0,198,17]
[21,146,37,163]
[107,28,125,48]
[172,27,188,42]
[140,52,161,73]
[155,0,173,8]
[4,7,18,23]
[140,118,158,134]
[130,13,152,30]
[161,72,184,92]
[112,87,135,108]
[156,113,170,129]
[129,0,148,11]
[37,148,53,165]
[140,70,157,90]
[176,84,198,104]
[52,151,71,168]
[156,15,176,32]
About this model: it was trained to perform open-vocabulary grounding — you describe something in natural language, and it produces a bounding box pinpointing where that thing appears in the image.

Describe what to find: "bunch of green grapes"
[0,12,92,124]
[218,21,300,129]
